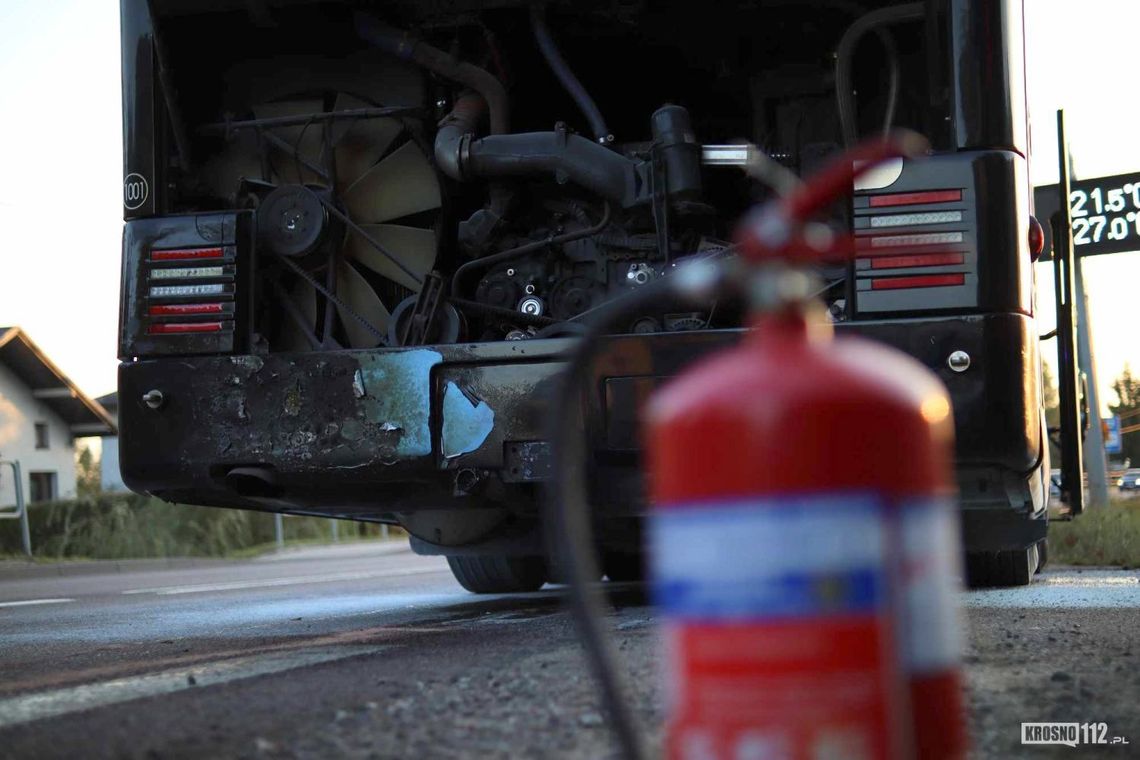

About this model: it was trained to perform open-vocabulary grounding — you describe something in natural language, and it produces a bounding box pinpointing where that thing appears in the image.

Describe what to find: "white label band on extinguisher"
[649,495,888,620]
[900,498,963,673]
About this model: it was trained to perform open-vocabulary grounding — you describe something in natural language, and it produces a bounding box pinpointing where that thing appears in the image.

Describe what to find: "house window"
[28,472,57,503]
[34,422,49,450]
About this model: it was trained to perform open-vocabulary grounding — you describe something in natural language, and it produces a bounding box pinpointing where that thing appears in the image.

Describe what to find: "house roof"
[0,327,117,437]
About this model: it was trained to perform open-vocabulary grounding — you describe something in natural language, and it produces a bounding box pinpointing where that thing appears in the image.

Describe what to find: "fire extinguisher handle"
[779,130,929,223]
[736,131,928,264]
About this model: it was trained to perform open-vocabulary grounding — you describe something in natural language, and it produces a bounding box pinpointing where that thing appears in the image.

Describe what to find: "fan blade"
[253,99,327,185]
[333,119,405,196]
[343,140,442,223]
[330,93,404,157]
[335,260,390,348]
[280,277,319,352]
[345,224,436,291]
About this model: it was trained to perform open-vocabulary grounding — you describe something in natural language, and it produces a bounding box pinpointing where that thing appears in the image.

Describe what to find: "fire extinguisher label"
[650,495,887,619]
[900,498,963,673]
[651,495,901,760]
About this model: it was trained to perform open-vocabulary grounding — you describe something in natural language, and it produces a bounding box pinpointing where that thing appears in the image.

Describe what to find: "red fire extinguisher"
[645,136,967,760]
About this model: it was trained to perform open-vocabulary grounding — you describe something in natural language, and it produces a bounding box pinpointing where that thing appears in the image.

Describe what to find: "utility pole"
[1075,261,1110,507]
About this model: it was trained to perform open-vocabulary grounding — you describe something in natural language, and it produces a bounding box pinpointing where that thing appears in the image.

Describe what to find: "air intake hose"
[437,121,640,206]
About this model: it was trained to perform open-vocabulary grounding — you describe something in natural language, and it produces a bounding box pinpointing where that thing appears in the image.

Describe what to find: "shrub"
[0,493,388,559]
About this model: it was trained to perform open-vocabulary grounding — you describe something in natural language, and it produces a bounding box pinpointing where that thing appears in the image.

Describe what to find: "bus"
[117,0,1053,590]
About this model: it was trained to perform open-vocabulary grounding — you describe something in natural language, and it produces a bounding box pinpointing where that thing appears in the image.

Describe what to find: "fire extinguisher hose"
[546,258,741,760]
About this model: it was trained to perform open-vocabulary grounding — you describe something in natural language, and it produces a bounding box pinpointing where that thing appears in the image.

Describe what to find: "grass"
[0,493,397,561]
[1049,496,1140,567]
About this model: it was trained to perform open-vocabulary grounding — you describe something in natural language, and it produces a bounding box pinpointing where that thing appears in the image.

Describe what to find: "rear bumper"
[120,312,1044,542]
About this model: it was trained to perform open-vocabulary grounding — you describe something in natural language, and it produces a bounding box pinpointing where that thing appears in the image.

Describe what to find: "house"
[95,392,127,492]
[0,328,116,505]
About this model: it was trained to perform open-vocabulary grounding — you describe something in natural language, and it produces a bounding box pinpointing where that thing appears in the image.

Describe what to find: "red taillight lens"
[868,189,962,208]
[148,303,225,316]
[871,274,965,290]
[146,322,224,335]
[869,252,964,269]
[1028,215,1045,260]
[151,246,225,261]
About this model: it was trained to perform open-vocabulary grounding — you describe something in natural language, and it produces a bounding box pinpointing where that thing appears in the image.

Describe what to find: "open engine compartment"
[126,0,948,357]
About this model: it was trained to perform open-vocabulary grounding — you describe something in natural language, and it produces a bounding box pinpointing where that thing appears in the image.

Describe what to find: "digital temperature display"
[1035,171,1140,259]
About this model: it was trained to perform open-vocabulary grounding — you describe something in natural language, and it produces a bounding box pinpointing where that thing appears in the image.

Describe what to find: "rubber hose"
[834,3,924,147]
[355,14,509,135]
[530,3,612,143]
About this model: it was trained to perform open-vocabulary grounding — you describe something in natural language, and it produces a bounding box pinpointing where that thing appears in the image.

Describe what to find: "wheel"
[965,546,1038,588]
[1034,538,1048,574]
[603,551,645,582]
[446,555,548,594]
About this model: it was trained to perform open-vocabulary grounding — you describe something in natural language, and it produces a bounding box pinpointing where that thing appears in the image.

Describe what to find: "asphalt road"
[1,543,1138,759]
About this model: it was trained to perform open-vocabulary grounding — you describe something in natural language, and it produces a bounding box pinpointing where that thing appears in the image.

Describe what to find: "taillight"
[120,212,247,358]
[854,180,974,312]
[145,246,236,339]
[1028,215,1045,260]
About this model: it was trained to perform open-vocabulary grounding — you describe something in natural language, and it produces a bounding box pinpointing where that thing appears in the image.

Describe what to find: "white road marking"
[121,566,445,596]
[0,598,74,609]
[964,569,1140,609]
[0,645,389,729]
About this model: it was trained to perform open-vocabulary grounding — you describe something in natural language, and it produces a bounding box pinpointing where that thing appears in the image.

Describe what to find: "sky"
[0,0,1137,412]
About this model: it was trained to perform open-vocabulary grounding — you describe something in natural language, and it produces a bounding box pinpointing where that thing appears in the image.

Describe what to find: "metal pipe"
[201,106,421,135]
[530,3,612,144]
[0,461,31,557]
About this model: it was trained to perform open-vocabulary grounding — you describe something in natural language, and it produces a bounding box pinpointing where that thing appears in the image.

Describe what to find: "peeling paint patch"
[357,350,443,458]
[230,356,264,373]
[283,381,303,416]
[352,370,366,399]
[441,382,495,460]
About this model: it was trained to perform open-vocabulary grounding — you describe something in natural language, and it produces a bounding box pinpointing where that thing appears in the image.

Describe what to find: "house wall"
[0,361,78,506]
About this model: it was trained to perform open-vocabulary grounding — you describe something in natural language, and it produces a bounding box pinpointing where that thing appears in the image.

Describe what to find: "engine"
[142,0,939,355]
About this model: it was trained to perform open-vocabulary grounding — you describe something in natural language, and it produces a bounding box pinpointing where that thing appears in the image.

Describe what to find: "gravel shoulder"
[2,571,1138,759]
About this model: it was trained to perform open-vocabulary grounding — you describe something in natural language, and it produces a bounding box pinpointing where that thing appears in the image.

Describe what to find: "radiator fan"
[203,92,442,350]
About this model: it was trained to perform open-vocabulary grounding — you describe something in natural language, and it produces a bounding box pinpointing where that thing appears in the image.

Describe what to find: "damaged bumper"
[118,331,737,517]
[119,313,1042,532]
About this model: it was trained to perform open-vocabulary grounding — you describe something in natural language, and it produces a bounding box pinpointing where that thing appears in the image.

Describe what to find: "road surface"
[1,543,1137,758]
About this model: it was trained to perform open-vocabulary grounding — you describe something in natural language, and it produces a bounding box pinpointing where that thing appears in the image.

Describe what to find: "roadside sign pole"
[1052,110,1084,515]
[1075,259,1111,507]
[0,460,31,557]
[18,468,30,557]
[275,513,284,551]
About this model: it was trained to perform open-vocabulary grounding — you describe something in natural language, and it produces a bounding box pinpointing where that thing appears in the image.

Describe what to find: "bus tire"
[446,555,547,594]
[603,551,644,583]
[965,546,1037,588]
